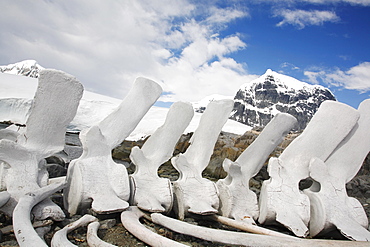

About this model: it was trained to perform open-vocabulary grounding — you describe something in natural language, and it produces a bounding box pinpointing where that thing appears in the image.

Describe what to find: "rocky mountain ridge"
[193,69,336,131]
[230,69,336,130]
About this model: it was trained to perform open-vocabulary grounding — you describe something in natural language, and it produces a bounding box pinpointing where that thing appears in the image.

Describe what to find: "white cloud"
[304,70,326,84]
[280,62,300,70]
[0,0,253,103]
[304,62,370,91]
[275,9,340,29]
[205,6,249,25]
[157,57,257,102]
[301,0,370,6]
[339,55,350,60]
[254,0,370,6]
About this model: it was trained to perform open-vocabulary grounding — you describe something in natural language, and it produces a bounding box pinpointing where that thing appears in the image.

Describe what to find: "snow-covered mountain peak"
[265,68,273,74]
[0,60,44,78]
[191,69,335,131]
[242,69,315,92]
[231,70,336,130]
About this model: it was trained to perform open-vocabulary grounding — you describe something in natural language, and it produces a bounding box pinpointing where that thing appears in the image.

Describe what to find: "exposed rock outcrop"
[230,69,336,131]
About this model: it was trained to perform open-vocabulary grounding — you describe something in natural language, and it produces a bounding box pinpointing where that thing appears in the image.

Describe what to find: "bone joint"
[129,101,193,213]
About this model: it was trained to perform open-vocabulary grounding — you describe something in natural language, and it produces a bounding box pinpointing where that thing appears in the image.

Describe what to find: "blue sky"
[0,0,369,108]
[227,1,370,108]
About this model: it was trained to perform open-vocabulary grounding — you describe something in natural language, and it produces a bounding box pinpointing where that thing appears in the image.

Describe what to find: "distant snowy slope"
[129,104,250,141]
[0,72,38,98]
[0,73,37,123]
[0,60,44,78]
[0,72,250,140]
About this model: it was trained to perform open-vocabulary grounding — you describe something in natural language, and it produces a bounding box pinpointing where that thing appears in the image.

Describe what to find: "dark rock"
[0,240,19,247]
[45,154,68,178]
[46,163,67,178]
[364,190,370,199]
[230,71,335,131]
[358,151,370,176]
[59,215,83,228]
[112,138,147,163]
[45,155,66,166]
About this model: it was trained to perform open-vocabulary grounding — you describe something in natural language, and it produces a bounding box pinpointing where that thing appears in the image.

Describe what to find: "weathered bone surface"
[0,124,22,192]
[207,214,297,238]
[171,99,234,219]
[129,101,193,213]
[0,69,83,221]
[0,126,20,142]
[87,221,118,247]
[306,158,370,241]
[151,213,370,247]
[1,66,369,246]
[13,182,66,247]
[98,77,163,149]
[217,113,297,224]
[258,101,360,237]
[0,190,10,207]
[121,206,188,247]
[51,214,98,247]
[304,99,370,241]
[64,77,162,215]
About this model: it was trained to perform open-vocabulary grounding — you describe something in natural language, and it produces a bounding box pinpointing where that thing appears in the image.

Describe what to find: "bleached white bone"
[0,126,21,191]
[0,126,20,141]
[87,221,118,247]
[120,206,187,247]
[64,126,131,215]
[98,77,163,149]
[0,69,83,221]
[0,219,52,236]
[306,158,370,241]
[217,113,297,224]
[129,101,193,213]
[48,176,66,185]
[51,214,98,247]
[0,191,10,207]
[18,69,84,155]
[208,214,297,238]
[64,77,162,215]
[258,101,360,237]
[151,213,370,247]
[171,99,234,219]
[304,99,370,241]
[13,181,66,247]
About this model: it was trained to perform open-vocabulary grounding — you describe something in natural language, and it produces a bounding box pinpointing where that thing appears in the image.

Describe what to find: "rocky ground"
[0,125,369,246]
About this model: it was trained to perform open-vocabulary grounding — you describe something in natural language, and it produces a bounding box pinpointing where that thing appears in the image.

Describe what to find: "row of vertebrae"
[0,69,369,247]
